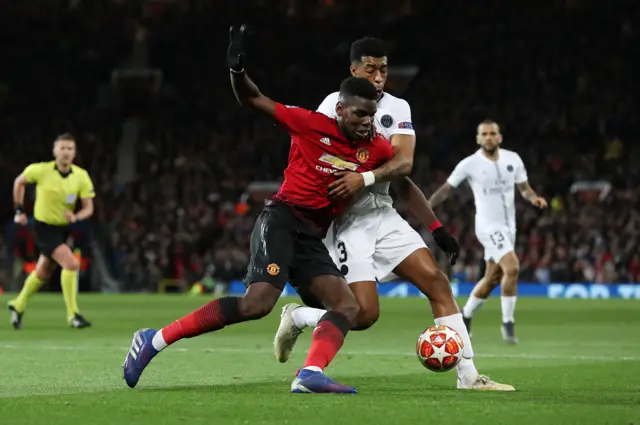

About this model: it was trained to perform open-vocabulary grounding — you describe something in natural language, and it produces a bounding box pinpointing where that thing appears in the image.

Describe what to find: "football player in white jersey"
[273,38,514,391]
[429,120,547,344]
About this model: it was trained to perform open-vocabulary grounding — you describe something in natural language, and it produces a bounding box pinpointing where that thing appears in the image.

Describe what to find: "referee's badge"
[65,194,77,204]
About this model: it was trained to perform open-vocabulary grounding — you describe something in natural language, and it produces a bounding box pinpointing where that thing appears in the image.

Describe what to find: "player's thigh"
[498,250,520,276]
[243,203,295,292]
[306,274,359,320]
[324,214,377,284]
[51,244,79,270]
[374,209,427,282]
[483,260,504,283]
[290,233,358,318]
[476,229,515,264]
[33,221,69,263]
[394,247,455,302]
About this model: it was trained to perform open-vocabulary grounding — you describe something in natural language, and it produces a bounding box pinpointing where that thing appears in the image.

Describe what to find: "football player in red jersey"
[122,25,394,394]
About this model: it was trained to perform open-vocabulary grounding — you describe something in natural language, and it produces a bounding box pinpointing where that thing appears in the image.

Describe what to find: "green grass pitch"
[0,294,639,425]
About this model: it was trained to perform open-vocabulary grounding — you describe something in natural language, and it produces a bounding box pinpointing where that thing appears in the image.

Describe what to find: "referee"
[9,133,94,329]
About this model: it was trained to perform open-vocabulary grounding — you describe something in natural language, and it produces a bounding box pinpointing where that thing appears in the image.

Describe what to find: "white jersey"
[447,148,528,233]
[317,91,415,213]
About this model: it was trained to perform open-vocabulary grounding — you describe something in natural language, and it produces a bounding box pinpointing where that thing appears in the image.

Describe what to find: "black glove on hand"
[432,227,460,265]
[227,25,249,73]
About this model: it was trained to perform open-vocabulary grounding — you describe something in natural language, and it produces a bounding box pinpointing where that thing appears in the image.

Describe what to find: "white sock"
[435,313,478,384]
[462,295,485,318]
[292,306,326,329]
[501,296,517,323]
[151,329,168,351]
[302,366,323,373]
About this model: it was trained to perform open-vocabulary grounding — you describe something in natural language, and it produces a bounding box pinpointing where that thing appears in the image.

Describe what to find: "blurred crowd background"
[1,0,639,293]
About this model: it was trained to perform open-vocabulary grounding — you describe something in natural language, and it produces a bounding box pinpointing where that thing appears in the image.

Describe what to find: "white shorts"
[323,207,427,284]
[476,229,516,262]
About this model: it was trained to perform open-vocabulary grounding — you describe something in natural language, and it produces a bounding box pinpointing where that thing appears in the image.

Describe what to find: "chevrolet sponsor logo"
[318,153,359,171]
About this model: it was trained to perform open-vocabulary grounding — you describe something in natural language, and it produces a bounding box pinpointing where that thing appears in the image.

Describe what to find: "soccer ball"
[416,325,464,372]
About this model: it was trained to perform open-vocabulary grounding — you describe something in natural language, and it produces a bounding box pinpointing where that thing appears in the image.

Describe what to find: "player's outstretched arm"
[228,25,276,116]
[428,183,454,208]
[392,177,459,264]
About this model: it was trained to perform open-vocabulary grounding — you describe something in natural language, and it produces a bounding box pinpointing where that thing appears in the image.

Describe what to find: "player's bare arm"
[328,133,414,199]
[428,182,454,208]
[516,181,547,209]
[392,177,460,264]
[228,25,276,116]
[13,173,28,225]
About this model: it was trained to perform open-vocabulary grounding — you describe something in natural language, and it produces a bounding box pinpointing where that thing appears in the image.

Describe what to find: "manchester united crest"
[267,263,280,276]
[356,147,370,163]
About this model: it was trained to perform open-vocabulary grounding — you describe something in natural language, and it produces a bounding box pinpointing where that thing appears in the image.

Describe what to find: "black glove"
[432,227,460,265]
[227,25,249,73]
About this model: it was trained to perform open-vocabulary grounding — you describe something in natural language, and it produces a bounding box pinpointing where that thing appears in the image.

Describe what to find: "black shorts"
[33,220,70,258]
[243,201,342,290]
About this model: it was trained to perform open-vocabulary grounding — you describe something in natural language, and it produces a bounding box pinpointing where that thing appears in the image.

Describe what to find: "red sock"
[302,320,346,370]
[161,297,240,345]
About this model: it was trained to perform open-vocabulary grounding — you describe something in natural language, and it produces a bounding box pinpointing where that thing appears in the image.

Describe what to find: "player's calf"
[498,252,519,343]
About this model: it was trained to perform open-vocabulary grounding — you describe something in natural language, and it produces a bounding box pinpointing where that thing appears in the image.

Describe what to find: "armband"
[361,171,376,187]
[428,220,443,232]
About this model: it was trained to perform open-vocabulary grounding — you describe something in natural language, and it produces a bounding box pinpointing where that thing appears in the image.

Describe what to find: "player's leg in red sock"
[299,275,359,371]
[153,282,282,350]
[302,311,353,370]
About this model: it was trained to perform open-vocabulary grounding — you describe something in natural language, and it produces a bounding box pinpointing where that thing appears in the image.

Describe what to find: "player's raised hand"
[227,24,249,73]
[432,227,460,265]
[530,196,547,209]
[328,171,365,200]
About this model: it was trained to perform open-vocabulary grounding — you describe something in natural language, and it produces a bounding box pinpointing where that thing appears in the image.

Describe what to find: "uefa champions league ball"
[416,325,464,372]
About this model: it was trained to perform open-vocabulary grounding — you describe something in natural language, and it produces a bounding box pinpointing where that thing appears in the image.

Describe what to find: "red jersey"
[272,103,394,232]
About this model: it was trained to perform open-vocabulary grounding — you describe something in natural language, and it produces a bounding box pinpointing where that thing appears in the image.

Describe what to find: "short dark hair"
[55,133,76,142]
[350,37,388,63]
[339,77,378,101]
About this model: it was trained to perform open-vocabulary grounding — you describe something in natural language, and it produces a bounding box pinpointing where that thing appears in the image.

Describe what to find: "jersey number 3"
[337,241,348,263]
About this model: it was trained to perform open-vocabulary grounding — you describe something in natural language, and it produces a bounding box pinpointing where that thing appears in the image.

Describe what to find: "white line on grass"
[1,343,638,362]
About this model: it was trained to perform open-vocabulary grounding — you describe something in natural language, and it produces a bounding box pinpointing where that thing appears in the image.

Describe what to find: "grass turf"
[0,294,639,425]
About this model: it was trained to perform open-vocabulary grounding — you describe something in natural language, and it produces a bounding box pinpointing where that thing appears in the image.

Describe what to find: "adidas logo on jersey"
[320,137,331,146]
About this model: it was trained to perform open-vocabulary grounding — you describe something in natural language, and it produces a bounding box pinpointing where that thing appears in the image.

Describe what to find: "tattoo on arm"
[517,182,538,201]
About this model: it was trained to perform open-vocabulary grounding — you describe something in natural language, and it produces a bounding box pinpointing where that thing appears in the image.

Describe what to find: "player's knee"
[502,264,519,280]
[65,257,80,271]
[416,267,451,300]
[354,306,379,330]
[331,299,360,324]
[238,297,274,320]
